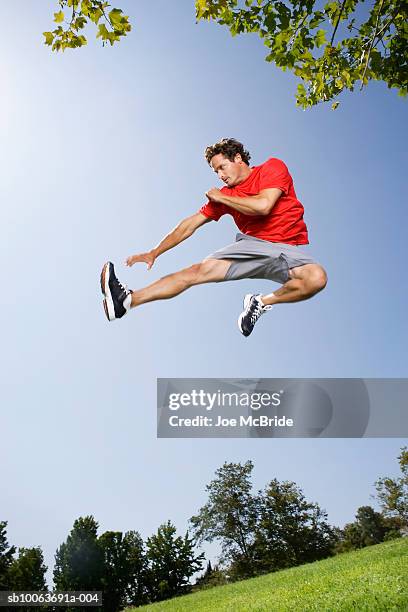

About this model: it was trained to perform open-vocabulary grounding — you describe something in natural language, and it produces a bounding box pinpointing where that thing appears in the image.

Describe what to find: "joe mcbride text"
[169,415,294,427]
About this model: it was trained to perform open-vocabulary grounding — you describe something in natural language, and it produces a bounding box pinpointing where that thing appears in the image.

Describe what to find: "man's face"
[210,153,246,187]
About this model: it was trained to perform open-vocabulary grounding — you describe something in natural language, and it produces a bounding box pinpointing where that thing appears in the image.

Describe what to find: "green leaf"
[331,101,340,109]
[89,7,103,24]
[97,23,110,40]
[309,11,325,29]
[54,11,65,24]
[196,0,209,20]
[324,1,340,22]
[81,0,90,17]
[74,16,87,30]
[109,8,124,28]
[315,29,326,48]
[43,31,54,46]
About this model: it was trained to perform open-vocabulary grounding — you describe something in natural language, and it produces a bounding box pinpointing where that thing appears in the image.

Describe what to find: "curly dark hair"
[204,138,251,165]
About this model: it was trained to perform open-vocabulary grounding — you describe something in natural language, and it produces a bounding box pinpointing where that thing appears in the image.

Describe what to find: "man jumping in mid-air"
[100,138,327,337]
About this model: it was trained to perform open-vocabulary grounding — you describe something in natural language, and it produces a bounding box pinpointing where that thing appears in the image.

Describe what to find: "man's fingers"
[125,256,138,267]
[125,254,154,268]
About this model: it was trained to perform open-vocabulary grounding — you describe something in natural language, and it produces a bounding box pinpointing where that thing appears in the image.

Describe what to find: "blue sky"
[1,0,407,584]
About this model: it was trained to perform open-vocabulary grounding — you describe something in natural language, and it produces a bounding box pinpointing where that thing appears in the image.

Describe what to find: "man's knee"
[184,259,229,285]
[182,261,215,285]
[177,263,201,287]
[306,265,328,294]
[290,264,327,296]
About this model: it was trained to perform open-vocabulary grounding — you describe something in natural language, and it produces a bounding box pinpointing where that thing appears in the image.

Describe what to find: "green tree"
[375,447,408,527]
[190,462,339,581]
[8,547,47,590]
[0,521,16,589]
[336,505,402,552]
[7,548,48,612]
[99,530,149,611]
[247,479,338,576]
[53,516,104,594]
[190,461,260,578]
[193,560,228,591]
[336,520,361,552]
[146,521,205,602]
[354,505,401,545]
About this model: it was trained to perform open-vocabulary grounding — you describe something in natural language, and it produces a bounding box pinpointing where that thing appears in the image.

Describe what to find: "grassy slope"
[134,538,408,611]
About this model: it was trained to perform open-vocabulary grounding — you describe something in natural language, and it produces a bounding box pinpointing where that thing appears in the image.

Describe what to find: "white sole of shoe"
[100,263,116,321]
[238,293,253,336]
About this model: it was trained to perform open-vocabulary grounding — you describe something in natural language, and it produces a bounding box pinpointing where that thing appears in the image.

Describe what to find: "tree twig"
[100,2,114,31]
[330,0,348,45]
[360,0,385,89]
[373,9,398,43]
[289,12,308,50]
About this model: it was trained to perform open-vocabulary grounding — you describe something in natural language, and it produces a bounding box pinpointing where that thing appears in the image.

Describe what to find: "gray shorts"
[206,233,317,284]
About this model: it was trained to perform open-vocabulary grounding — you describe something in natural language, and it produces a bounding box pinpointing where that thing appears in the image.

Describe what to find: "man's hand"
[205,187,225,203]
[125,250,156,269]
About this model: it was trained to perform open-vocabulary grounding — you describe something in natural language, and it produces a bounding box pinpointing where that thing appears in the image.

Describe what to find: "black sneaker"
[238,294,272,337]
[100,262,133,321]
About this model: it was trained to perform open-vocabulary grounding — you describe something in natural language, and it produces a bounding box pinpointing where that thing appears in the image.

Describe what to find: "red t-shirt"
[199,157,309,245]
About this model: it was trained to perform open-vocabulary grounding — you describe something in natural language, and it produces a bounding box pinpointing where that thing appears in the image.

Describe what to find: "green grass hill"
[134,538,408,611]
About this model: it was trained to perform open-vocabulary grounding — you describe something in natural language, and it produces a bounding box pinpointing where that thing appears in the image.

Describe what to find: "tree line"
[1,447,406,610]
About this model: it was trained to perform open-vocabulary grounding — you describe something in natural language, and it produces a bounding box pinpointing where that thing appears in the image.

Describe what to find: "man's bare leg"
[131,258,232,307]
[237,263,327,336]
[261,263,327,306]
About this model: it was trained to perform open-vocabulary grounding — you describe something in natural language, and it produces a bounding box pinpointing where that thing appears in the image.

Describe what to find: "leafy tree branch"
[43,0,407,108]
[195,0,407,108]
[43,0,131,51]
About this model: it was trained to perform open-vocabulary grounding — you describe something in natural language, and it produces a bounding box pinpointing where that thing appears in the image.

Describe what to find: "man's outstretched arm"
[125,212,212,268]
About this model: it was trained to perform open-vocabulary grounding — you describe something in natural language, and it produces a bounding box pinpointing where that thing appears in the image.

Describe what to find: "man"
[100,138,327,337]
